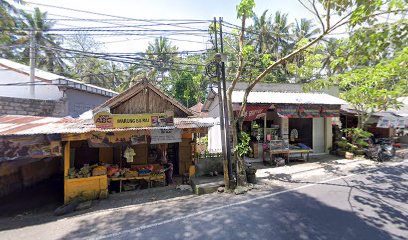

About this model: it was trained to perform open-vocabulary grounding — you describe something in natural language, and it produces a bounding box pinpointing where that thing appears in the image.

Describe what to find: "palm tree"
[250,10,272,54]
[146,37,178,85]
[15,7,66,73]
[0,0,21,28]
[320,38,344,76]
[0,0,22,57]
[293,18,320,41]
[270,11,292,59]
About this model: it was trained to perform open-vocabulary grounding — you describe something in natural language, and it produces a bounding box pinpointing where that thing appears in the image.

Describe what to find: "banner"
[151,129,181,144]
[377,117,407,128]
[87,131,148,147]
[93,110,174,129]
[0,135,61,162]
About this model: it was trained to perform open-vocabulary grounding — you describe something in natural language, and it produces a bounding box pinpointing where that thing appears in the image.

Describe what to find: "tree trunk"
[226,14,247,188]
[235,117,247,186]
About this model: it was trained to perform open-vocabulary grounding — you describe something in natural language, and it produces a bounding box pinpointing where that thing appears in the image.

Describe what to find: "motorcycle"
[366,138,396,162]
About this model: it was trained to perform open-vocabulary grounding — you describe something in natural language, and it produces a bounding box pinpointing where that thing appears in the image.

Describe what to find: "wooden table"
[263,149,289,163]
[287,149,312,163]
[109,175,165,192]
[263,149,312,164]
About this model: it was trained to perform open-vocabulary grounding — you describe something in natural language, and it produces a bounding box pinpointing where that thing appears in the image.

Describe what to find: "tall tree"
[250,10,272,54]
[293,18,320,41]
[15,7,66,73]
[67,34,121,89]
[169,54,209,107]
[0,0,22,58]
[146,36,178,85]
[227,0,408,188]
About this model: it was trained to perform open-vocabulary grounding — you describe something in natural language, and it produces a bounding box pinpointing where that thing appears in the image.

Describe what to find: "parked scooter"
[366,138,396,162]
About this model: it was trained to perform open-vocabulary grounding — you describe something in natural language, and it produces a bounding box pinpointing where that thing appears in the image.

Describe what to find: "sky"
[17,0,317,53]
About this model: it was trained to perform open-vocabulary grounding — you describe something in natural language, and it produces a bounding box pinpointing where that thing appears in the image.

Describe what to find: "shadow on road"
[0,185,192,231]
[59,183,406,240]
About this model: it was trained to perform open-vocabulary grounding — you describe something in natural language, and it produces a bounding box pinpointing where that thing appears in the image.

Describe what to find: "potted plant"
[343,128,373,156]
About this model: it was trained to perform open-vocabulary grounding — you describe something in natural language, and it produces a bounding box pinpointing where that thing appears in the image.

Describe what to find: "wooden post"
[64,141,70,203]
[264,113,267,142]
[64,141,71,177]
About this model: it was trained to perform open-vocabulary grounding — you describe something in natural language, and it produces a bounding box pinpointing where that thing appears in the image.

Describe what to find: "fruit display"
[92,166,107,176]
[68,164,107,179]
[68,165,91,179]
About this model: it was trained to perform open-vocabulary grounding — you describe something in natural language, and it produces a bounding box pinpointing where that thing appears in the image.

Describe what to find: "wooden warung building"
[60,80,212,203]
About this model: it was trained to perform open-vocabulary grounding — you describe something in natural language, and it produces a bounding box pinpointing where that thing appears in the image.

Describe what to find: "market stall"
[62,80,211,203]
[237,97,345,162]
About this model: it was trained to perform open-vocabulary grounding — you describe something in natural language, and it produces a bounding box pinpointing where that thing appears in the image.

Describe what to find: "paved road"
[2,160,408,240]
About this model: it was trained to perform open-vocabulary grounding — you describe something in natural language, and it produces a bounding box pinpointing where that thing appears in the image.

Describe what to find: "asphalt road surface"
[2,159,408,240]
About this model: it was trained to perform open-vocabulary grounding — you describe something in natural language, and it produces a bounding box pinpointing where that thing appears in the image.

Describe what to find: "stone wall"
[194,157,223,177]
[0,158,61,198]
[0,96,66,117]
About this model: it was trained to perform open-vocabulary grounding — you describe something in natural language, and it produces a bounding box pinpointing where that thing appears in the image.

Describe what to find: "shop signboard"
[243,105,270,121]
[276,104,340,118]
[93,110,174,129]
[150,129,181,144]
[233,104,270,121]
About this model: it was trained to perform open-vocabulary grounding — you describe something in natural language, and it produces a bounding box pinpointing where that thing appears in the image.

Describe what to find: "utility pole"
[213,17,230,189]
[219,17,234,188]
[29,29,36,98]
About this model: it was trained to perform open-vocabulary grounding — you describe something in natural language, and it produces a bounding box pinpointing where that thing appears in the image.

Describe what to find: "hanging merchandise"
[124,147,136,163]
[290,129,299,142]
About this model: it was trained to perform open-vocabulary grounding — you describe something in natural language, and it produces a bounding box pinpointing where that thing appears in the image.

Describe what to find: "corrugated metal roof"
[0,115,80,136]
[174,118,213,129]
[0,115,212,136]
[232,91,347,105]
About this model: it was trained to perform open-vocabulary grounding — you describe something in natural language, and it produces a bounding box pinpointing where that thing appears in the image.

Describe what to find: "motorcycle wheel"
[378,151,384,162]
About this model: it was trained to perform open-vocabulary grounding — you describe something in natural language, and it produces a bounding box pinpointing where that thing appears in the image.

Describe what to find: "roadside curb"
[59,193,200,221]
[257,158,374,181]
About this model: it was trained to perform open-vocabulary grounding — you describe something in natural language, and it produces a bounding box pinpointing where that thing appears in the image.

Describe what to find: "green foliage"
[236,0,255,18]
[337,139,358,151]
[287,39,324,82]
[13,7,67,73]
[196,135,208,145]
[335,128,372,152]
[234,132,252,157]
[307,46,408,127]
[146,36,179,84]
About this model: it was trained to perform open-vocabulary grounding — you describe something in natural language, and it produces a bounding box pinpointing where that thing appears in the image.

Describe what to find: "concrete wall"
[0,158,61,197]
[0,66,62,100]
[195,157,223,177]
[0,96,66,117]
[313,118,325,153]
[325,118,333,152]
[65,89,112,118]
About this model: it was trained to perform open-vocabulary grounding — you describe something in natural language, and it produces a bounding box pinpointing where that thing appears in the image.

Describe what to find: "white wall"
[207,96,221,118]
[207,121,222,153]
[0,66,62,100]
[325,118,333,152]
[313,118,326,153]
